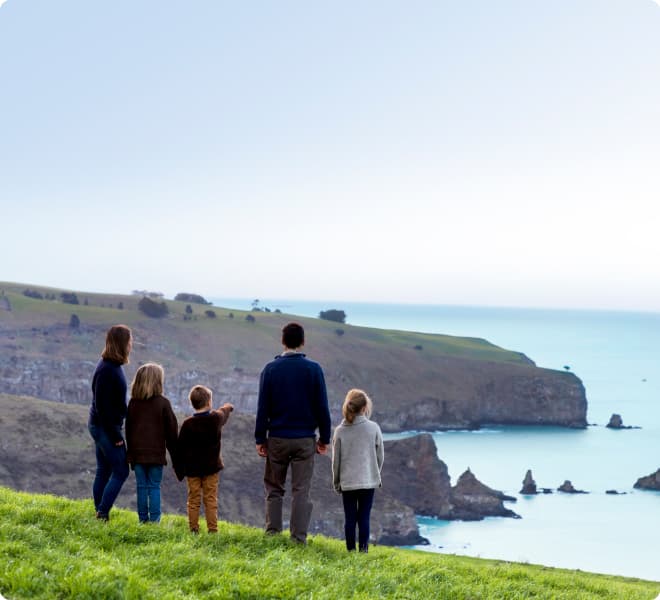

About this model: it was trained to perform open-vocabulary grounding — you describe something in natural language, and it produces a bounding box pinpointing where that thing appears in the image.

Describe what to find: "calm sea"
[212,298,660,581]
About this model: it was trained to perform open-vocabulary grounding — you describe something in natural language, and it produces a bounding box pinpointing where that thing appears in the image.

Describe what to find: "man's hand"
[316,441,328,455]
[115,440,124,447]
[256,443,268,458]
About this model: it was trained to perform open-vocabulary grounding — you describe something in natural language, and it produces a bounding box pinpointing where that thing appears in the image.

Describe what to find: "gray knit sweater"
[332,415,384,492]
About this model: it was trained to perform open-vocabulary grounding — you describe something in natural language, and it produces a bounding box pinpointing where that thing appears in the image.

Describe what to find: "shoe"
[96,511,109,522]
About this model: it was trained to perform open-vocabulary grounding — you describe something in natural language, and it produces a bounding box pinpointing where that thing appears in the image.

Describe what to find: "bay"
[211,298,660,581]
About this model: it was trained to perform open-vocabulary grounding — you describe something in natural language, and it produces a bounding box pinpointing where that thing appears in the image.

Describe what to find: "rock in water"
[606,413,624,428]
[557,480,588,494]
[448,468,520,520]
[633,469,660,491]
[520,469,537,494]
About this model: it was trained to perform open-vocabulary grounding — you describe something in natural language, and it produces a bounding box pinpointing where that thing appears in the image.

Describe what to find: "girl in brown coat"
[126,363,178,523]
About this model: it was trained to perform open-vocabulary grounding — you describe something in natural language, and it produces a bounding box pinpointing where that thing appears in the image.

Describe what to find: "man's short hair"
[189,385,212,410]
[282,322,304,349]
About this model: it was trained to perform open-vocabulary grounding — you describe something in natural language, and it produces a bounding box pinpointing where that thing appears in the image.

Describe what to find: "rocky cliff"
[0,282,589,430]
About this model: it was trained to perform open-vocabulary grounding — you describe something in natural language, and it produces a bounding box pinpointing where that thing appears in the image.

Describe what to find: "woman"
[88,324,132,520]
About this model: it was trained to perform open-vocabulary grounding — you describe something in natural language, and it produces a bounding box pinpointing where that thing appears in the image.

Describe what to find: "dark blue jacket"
[88,358,128,444]
[255,353,331,445]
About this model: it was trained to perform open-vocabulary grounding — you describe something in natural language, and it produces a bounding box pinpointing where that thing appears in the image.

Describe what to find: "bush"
[185,305,193,315]
[319,309,346,324]
[23,289,44,300]
[117,301,124,310]
[175,293,210,305]
[228,312,234,319]
[245,314,256,323]
[335,328,345,337]
[205,310,217,318]
[69,314,80,329]
[138,296,169,318]
[414,344,423,351]
[60,292,79,305]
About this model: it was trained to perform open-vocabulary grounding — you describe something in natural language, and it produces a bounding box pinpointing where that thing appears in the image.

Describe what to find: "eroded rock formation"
[520,469,537,494]
[633,469,660,491]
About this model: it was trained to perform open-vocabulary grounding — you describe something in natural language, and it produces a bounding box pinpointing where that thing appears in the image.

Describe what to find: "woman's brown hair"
[131,363,164,400]
[342,388,372,424]
[101,324,132,364]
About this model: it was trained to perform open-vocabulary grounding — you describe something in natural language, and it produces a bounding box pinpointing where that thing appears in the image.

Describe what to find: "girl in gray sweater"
[332,389,384,552]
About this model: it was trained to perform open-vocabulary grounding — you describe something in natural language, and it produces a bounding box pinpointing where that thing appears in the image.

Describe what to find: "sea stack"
[633,468,660,491]
[520,469,537,494]
[448,468,520,520]
[606,414,624,428]
[557,480,588,494]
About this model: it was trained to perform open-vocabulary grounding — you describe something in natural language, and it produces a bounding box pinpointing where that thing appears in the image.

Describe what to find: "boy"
[175,385,233,533]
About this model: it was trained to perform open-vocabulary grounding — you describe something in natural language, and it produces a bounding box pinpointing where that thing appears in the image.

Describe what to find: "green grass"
[0,488,657,599]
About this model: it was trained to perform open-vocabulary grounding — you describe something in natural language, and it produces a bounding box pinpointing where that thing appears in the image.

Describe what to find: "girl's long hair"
[131,363,164,400]
[342,388,372,424]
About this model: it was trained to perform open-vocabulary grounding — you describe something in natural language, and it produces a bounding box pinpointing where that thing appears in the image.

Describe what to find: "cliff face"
[0,284,588,431]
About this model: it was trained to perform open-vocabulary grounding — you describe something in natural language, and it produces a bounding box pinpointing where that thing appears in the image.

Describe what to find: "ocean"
[211,298,660,581]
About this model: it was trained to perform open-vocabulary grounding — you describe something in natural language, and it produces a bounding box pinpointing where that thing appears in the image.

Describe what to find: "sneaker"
[96,511,109,522]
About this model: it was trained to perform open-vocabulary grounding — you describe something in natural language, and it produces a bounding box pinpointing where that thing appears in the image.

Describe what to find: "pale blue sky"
[2,1,659,310]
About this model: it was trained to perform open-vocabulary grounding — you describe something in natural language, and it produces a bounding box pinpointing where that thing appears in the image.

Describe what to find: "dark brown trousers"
[263,436,315,543]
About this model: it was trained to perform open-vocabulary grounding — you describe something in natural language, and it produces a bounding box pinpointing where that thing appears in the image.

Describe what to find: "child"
[125,363,178,523]
[174,385,233,533]
[332,388,384,553]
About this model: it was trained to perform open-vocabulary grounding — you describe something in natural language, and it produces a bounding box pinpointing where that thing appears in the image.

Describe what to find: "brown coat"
[174,408,231,480]
[125,394,178,466]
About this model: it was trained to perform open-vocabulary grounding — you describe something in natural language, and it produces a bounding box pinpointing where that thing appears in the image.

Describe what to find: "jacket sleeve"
[254,367,269,444]
[216,406,231,428]
[332,431,341,492]
[173,422,187,481]
[375,425,385,474]
[163,399,179,465]
[315,367,332,445]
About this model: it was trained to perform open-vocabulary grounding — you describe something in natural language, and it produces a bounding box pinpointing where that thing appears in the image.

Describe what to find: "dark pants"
[342,488,375,552]
[89,424,129,517]
[263,437,315,543]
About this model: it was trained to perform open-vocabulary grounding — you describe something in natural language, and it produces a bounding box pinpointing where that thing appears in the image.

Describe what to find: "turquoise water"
[213,298,660,580]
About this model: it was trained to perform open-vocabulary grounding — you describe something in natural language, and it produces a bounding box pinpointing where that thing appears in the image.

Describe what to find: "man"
[255,322,332,544]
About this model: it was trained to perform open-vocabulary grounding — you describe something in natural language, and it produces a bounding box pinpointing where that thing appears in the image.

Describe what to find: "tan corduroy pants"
[186,472,219,533]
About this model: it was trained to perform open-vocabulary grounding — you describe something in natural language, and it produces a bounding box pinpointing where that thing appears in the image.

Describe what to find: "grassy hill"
[1,487,658,600]
[0,282,587,431]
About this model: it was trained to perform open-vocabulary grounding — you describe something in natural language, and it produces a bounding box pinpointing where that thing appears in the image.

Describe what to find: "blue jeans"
[134,464,163,523]
[89,424,129,517]
[341,488,375,552]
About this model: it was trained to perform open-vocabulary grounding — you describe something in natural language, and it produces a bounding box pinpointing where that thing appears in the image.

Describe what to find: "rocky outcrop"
[557,480,588,494]
[605,414,640,430]
[520,469,537,494]
[445,469,519,520]
[605,490,626,495]
[633,469,660,491]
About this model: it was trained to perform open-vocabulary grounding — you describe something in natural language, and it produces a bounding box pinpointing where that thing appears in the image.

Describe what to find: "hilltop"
[0,282,587,430]
[1,487,658,599]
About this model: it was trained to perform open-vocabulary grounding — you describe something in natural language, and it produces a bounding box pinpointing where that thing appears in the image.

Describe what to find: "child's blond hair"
[189,385,212,410]
[130,363,164,400]
[342,388,372,424]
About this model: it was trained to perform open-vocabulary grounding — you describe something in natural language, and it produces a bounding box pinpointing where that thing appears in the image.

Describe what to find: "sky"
[1,1,659,311]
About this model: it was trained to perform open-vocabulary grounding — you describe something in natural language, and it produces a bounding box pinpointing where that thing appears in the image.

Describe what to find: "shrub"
[69,314,80,329]
[185,305,193,315]
[117,301,124,310]
[319,309,346,324]
[205,310,217,318]
[245,314,256,323]
[414,344,423,351]
[138,296,169,318]
[228,312,234,319]
[60,292,79,305]
[175,293,210,305]
[335,328,345,337]
[23,289,44,300]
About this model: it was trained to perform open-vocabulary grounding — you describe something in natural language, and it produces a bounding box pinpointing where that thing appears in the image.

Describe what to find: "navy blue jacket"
[255,353,331,445]
[88,358,128,444]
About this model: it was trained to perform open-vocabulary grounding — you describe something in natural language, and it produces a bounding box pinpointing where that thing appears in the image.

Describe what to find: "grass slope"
[1,488,658,600]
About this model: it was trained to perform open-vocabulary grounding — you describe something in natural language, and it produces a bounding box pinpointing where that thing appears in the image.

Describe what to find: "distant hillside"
[0,281,587,429]
[1,487,658,599]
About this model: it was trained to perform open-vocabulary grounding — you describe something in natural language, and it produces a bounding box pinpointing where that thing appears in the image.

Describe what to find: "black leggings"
[341,488,375,551]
